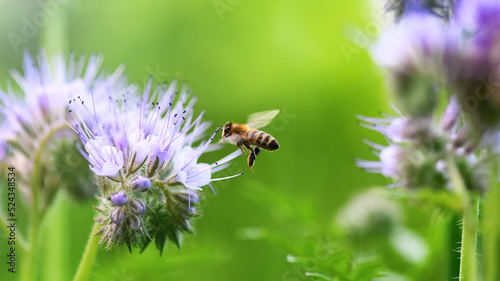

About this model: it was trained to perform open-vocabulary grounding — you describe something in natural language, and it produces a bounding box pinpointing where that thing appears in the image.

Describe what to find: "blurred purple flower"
[0,51,128,202]
[372,12,457,76]
[448,0,500,126]
[0,51,127,151]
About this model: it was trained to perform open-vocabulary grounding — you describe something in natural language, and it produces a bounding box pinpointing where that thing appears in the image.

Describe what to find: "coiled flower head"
[67,79,242,252]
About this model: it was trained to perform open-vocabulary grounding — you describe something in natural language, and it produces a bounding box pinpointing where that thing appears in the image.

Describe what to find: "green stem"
[20,125,66,281]
[42,191,69,281]
[447,158,478,281]
[460,199,479,281]
[19,149,43,281]
[447,213,461,279]
[484,159,499,281]
[72,221,100,281]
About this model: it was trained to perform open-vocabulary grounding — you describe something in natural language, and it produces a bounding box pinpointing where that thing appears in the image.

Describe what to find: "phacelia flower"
[371,12,459,116]
[67,79,242,252]
[449,0,500,127]
[0,51,129,204]
[357,100,489,192]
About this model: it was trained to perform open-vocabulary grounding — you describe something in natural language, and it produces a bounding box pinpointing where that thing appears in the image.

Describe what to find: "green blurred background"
[0,0,442,280]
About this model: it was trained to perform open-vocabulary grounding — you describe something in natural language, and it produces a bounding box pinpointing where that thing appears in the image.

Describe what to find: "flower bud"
[128,215,142,230]
[111,207,125,225]
[129,199,146,216]
[110,191,128,206]
[439,96,460,131]
[131,176,151,192]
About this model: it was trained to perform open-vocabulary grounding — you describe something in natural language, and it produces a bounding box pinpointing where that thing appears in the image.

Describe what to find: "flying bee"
[219,110,280,172]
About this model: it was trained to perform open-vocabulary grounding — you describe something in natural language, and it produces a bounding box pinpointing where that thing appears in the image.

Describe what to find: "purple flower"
[68,79,243,251]
[356,144,411,181]
[372,13,454,74]
[85,138,124,179]
[371,12,460,116]
[448,0,500,126]
[0,51,128,201]
[0,51,127,150]
[171,144,242,192]
[67,80,242,184]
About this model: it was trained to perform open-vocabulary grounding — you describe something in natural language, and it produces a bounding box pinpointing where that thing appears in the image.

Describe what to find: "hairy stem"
[460,199,479,281]
[447,158,478,281]
[484,158,499,281]
[72,221,101,281]
[19,125,66,281]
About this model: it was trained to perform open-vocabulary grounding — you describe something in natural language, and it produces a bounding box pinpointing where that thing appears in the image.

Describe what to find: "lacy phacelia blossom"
[451,0,500,127]
[374,1,500,127]
[356,100,489,192]
[66,80,242,252]
[0,51,128,203]
[371,12,459,116]
[360,1,500,193]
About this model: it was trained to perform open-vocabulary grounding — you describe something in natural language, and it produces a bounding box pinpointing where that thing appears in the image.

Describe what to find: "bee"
[219,110,280,172]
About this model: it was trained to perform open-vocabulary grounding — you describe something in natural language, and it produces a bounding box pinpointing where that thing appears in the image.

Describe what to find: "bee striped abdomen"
[247,129,279,151]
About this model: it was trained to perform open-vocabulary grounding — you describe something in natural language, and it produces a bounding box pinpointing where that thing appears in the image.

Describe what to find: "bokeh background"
[0,1,455,280]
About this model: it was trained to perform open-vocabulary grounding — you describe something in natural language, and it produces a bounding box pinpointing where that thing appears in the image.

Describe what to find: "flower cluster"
[67,80,242,252]
[358,0,500,193]
[0,51,128,203]
[0,51,243,253]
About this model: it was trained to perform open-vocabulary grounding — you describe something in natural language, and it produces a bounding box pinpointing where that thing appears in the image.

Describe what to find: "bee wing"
[245,110,280,129]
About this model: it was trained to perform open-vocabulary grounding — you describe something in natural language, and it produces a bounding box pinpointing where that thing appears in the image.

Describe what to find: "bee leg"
[237,141,246,155]
[243,142,253,152]
[254,147,261,156]
[243,142,257,172]
[248,150,256,172]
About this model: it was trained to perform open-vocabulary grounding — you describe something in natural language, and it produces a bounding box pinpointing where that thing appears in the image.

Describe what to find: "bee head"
[223,122,233,137]
[219,122,233,145]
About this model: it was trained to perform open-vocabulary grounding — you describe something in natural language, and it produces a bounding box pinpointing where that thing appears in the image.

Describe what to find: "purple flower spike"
[131,176,151,192]
[110,191,128,206]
